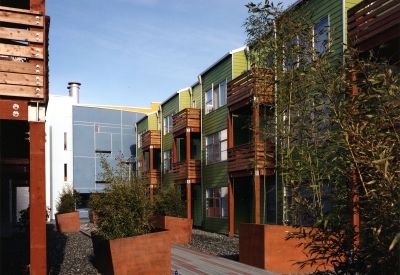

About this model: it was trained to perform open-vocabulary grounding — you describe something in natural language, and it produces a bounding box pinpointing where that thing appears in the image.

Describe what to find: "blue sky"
[47,0,294,108]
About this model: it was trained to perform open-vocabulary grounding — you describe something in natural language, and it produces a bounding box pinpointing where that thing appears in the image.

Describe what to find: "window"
[313,17,329,54]
[64,163,67,181]
[137,160,142,178]
[95,125,100,132]
[64,132,67,150]
[163,150,172,173]
[192,100,196,108]
[164,113,175,135]
[205,80,227,114]
[206,129,227,164]
[206,187,228,218]
[137,130,146,148]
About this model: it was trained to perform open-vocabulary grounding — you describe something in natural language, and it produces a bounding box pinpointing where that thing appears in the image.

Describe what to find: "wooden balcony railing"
[142,169,161,186]
[172,160,201,184]
[227,142,275,176]
[172,108,200,136]
[141,130,161,151]
[348,0,400,51]
[227,68,274,111]
[0,6,49,100]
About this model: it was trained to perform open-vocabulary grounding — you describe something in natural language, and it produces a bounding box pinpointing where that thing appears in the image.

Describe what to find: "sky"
[47,0,294,109]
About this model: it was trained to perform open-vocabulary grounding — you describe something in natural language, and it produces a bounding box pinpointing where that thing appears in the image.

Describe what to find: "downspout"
[273,19,280,225]
[342,0,346,62]
[158,105,163,184]
[189,87,193,107]
[135,123,138,172]
[198,74,204,226]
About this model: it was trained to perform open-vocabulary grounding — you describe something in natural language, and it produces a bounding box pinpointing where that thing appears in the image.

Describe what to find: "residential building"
[0,0,49,273]
[45,83,159,219]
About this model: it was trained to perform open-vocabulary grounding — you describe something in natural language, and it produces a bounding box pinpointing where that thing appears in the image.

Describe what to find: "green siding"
[148,113,158,130]
[232,50,248,79]
[234,177,252,233]
[179,89,191,110]
[136,116,149,168]
[161,95,179,186]
[192,83,201,109]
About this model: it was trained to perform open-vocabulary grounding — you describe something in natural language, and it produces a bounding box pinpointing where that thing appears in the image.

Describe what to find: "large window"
[163,150,172,173]
[206,187,228,218]
[205,80,227,114]
[206,129,227,164]
[163,113,175,135]
[313,17,329,54]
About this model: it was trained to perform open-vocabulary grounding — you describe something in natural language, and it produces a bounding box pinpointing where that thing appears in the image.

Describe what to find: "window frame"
[205,80,227,114]
[163,112,175,135]
[313,16,329,56]
[163,149,172,173]
[206,129,227,164]
[206,187,228,218]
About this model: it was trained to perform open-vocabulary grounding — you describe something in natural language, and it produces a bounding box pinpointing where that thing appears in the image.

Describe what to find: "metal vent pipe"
[68,82,81,104]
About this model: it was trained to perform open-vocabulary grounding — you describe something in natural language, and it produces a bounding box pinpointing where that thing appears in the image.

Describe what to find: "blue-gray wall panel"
[74,157,95,191]
[73,125,94,157]
[95,132,112,151]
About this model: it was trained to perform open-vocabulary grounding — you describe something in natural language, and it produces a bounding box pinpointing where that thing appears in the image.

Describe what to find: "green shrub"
[56,184,81,214]
[153,184,186,218]
[88,154,152,240]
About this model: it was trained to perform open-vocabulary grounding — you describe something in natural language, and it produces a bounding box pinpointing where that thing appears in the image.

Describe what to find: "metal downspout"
[159,105,163,184]
[198,74,204,226]
[273,19,280,225]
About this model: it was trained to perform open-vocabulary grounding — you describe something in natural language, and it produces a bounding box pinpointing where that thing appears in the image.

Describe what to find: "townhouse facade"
[0,1,49,273]
[134,0,399,237]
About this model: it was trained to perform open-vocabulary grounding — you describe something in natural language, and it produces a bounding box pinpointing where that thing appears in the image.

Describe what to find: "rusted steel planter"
[55,211,80,233]
[239,223,331,274]
[150,215,193,244]
[91,230,171,275]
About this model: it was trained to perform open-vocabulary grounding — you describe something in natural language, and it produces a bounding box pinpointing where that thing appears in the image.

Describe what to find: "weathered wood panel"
[0,84,43,98]
[0,59,43,74]
[0,9,44,27]
[0,27,43,43]
[0,72,43,86]
[0,44,43,59]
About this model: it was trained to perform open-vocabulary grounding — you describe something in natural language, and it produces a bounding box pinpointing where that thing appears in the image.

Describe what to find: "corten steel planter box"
[55,211,80,233]
[239,223,331,274]
[91,230,171,275]
[92,230,171,275]
[149,215,193,244]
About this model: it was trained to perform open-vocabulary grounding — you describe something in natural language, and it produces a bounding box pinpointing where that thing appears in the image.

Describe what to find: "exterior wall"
[45,95,75,220]
[178,89,191,110]
[201,55,235,233]
[72,106,144,194]
[192,83,201,109]
[161,95,179,186]
[232,50,248,79]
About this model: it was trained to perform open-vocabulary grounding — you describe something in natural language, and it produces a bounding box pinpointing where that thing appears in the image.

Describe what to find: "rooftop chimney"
[68,82,81,104]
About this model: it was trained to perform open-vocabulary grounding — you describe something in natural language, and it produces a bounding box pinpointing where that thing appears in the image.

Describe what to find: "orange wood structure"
[172,108,201,219]
[226,68,275,236]
[348,0,400,242]
[141,130,161,198]
[0,1,49,274]
[348,0,400,51]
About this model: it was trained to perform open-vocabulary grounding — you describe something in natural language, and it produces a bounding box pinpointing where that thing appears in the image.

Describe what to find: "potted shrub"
[55,184,81,233]
[150,184,193,244]
[89,155,171,275]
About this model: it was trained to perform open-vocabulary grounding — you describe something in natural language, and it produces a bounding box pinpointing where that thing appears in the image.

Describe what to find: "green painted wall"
[161,94,179,186]
[192,83,201,109]
[232,50,248,79]
[148,112,159,130]
[179,89,191,110]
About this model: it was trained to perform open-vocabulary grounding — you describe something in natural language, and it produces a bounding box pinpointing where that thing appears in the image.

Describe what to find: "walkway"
[171,244,279,275]
[80,222,279,275]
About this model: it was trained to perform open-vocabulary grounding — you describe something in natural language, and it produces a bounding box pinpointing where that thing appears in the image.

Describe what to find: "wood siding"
[0,6,48,100]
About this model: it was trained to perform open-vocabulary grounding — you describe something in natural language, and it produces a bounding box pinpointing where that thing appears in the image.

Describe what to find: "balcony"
[172,108,200,137]
[227,68,274,112]
[227,142,275,177]
[172,160,201,184]
[0,6,49,100]
[142,170,161,186]
[141,130,161,151]
[348,0,400,51]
